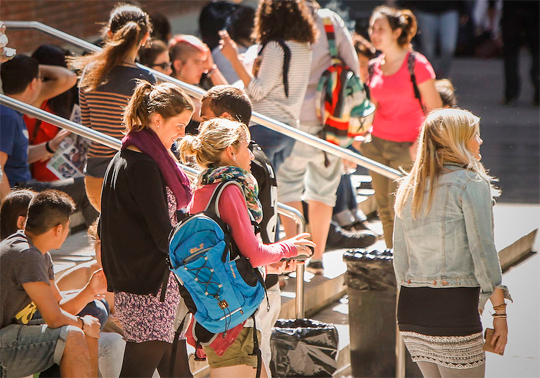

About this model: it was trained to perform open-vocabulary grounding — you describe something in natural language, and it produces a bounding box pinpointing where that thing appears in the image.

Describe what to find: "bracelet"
[493,303,507,311]
[492,313,507,319]
[77,316,85,330]
[45,141,55,154]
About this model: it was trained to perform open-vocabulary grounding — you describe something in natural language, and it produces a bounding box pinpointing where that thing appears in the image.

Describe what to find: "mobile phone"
[483,328,503,355]
[281,246,314,262]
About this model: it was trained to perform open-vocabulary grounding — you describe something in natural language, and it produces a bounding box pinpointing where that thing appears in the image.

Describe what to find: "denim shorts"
[249,125,296,173]
[0,324,72,377]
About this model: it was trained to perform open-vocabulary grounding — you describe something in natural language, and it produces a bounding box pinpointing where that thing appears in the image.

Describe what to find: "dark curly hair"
[370,5,417,48]
[253,0,318,45]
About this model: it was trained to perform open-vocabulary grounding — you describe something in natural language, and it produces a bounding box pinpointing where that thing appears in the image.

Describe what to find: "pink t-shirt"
[368,52,435,142]
[188,183,297,268]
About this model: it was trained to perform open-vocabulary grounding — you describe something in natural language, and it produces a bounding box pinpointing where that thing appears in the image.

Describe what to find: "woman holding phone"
[393,108,511,378]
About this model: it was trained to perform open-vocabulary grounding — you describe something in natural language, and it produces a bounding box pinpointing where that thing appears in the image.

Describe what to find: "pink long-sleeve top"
[189,183,298,267]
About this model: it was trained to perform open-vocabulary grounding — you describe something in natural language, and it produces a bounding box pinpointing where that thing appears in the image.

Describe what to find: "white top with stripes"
[246,40,312,129]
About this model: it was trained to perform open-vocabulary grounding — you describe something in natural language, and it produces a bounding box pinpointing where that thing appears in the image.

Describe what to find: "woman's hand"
[87,268,108,299]
[267,259,299,274]
[491,317,508,355]
[82,315,101,339]
[49,129,70,152]
[203,43,215,72]
[289,233,316,257]
[219,30,239,62]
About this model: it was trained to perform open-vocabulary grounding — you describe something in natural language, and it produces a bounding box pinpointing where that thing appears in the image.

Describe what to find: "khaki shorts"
[204,327,260,369]
[277,124,343,208]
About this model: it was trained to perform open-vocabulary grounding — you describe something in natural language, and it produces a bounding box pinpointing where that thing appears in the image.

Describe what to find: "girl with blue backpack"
[178,118,314,378]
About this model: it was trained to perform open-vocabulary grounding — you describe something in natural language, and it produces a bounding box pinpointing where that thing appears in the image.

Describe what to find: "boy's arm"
[24,281,101,338]
[51,269,107,315]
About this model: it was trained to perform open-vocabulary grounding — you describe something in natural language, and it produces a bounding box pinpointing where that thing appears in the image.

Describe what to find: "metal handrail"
[4,20,402,180]
[0,93,308,317]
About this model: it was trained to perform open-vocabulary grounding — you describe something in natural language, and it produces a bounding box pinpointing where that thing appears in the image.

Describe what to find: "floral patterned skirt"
[115,273,180,343]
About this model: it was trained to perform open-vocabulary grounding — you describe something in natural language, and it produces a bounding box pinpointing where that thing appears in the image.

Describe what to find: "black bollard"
[344,249,422,378]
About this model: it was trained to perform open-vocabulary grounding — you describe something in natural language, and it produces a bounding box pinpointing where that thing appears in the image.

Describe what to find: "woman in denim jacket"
[393,108,511,377]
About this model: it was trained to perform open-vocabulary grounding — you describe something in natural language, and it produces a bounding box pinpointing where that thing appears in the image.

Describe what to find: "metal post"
[277,204,306,319]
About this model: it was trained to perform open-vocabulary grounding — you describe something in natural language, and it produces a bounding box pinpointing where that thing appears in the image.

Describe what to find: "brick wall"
[3,0,207,54]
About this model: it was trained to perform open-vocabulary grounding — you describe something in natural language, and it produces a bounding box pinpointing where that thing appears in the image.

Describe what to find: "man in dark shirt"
[0,190,102,376]
[0,55,98,227]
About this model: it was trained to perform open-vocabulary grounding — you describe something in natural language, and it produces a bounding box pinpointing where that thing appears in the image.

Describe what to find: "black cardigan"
[100,149,172,295]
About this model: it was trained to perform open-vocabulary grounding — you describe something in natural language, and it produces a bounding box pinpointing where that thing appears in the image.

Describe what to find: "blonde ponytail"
[178,119,249,169]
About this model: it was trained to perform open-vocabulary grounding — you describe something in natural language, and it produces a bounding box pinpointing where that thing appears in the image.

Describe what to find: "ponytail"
[400,9,417,47]
[68,4,151,91]
[178,119,249,169]
[123,80,194,134]
[123,80,153,133]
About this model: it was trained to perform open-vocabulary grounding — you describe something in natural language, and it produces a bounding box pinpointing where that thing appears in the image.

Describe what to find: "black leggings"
[120,339,192,378]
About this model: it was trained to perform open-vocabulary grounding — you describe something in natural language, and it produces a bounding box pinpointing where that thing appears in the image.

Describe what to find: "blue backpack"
[169,181,266,334]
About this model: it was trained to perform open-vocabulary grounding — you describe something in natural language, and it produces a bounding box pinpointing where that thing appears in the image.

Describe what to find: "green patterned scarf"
[196,166,263,223]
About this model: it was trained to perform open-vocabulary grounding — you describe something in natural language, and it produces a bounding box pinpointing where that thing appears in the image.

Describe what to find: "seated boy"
[0,190,103,377]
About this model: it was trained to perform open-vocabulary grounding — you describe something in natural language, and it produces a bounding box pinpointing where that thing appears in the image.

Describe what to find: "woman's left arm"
[219,30,253,88]
[392,215,409,286]
[218,185,297,267]
[462,177,511,310]
[418,79,442,113]
[414,54,442,112]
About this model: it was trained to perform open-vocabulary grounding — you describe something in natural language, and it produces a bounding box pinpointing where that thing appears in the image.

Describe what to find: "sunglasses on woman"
[152,62,171,70]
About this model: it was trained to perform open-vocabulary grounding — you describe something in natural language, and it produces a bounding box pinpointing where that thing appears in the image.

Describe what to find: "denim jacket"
[393,165,511,310]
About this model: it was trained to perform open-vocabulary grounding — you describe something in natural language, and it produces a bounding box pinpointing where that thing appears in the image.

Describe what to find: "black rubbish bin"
[343,249,422,378]
[270,319,339,377]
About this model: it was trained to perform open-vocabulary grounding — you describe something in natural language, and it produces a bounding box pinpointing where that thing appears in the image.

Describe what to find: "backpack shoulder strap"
[258,40,291,98]
[274,40,291,98]
[322,17,341,64]
[367,60,376,83]
[407,51,425,113]
[205,181,241,217]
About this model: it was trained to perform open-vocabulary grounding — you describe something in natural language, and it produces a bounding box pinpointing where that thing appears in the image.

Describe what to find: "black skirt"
[397,286,482,337]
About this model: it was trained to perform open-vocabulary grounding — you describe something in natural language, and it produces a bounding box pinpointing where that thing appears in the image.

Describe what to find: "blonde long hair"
[395,108,496,219]
[178,118,250,169]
